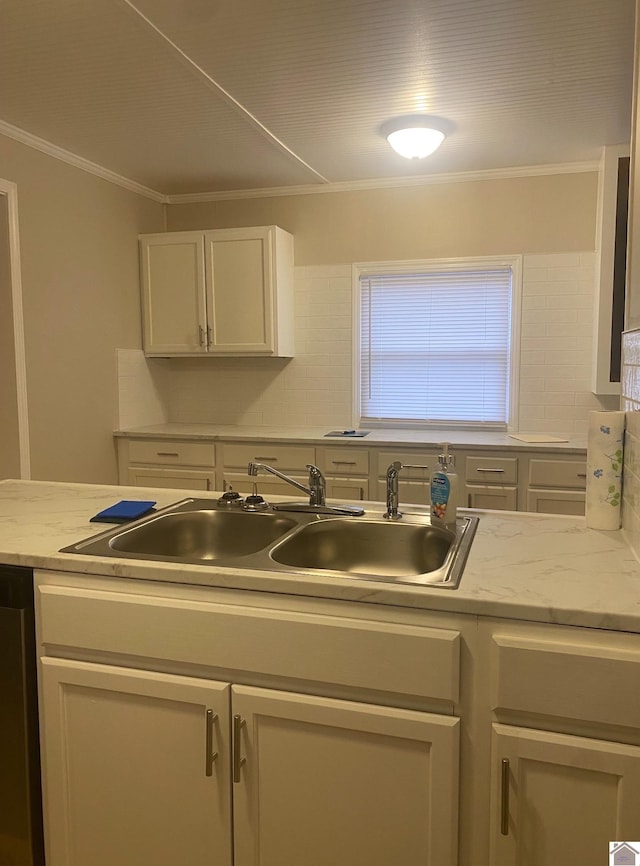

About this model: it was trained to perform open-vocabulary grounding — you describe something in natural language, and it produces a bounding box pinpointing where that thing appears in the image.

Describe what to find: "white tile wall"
[121,253,617,433]
[116,349,169,429]
[164,265,355,428]
[518,252,617,437]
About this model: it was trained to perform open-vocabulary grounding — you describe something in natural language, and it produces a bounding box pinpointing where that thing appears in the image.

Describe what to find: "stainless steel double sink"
[61,498,479,589]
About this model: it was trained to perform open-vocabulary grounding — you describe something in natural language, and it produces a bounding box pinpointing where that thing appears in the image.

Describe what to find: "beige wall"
[0,194,21,479]
[0,133,164,483]
[167,172,598,264]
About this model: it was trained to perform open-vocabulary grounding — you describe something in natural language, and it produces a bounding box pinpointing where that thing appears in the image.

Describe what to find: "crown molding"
[0,118,600,205]
[0,120,167,202]
[166,161,600,203]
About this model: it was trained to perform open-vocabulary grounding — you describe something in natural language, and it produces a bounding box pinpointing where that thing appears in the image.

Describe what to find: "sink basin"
[270,516,474,586]
[67,505,297,563]
[61,498,478,589]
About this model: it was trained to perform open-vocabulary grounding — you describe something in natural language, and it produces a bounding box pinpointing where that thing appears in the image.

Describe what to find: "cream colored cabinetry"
[140,226,294,357]
[40,659,233,866]
[36,572,463,866]
[220,441,315,496]
[116,434,587,515]
[116,437,216,491]
[316,446,370,499]
[465,455,518,510]
[526,457,587,515]
[481,621,640,865]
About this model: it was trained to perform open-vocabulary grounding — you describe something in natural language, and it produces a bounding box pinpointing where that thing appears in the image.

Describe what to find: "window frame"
[352,255,522,430]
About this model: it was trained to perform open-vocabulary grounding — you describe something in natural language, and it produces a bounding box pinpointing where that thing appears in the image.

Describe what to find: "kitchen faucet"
[247,461,327,506]
[384,460,431,520]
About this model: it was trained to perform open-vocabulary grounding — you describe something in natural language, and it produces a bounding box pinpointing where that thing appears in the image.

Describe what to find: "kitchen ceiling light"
[382,116,448,160]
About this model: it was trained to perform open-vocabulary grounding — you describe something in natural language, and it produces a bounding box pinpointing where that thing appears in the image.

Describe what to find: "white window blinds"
[359,266,513,426]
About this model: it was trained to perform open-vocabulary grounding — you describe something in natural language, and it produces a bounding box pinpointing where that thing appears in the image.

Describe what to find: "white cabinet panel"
[40,658,232,866]
[490,724,640,866]
[233,685,460,866]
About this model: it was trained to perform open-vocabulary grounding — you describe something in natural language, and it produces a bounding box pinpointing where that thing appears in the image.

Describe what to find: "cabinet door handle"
[156,451,179,457]
[500,758,510,836]
[476,468,505,473]
[206,325,212,348]
[198,325,206,347]
[205,709,218,777]
[233,714,246,783]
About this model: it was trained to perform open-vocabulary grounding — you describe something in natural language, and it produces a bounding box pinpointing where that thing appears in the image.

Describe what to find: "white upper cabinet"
[140,226,294,357]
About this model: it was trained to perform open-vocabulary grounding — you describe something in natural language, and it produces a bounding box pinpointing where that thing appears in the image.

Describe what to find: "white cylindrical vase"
[585,410,625,530]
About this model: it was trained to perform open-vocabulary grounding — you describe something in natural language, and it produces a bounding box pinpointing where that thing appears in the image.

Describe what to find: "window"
[355,257,521,428]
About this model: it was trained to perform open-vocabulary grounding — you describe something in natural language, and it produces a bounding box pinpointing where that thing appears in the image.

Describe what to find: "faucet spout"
[247,462,326,507]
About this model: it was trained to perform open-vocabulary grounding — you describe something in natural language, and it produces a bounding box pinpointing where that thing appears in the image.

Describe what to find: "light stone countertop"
[114,423,587,453]
[1,479,638,632]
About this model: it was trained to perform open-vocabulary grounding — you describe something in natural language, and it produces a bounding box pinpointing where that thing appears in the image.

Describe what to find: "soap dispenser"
[430,443,458,527]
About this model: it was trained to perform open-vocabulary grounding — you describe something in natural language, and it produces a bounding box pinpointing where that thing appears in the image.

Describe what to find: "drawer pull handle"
[205,709,218,776]
[577,473,587,478]
[156,451,180,457]
[476,468,505,473]
[500,758,510,836]
[233,714,246,783]
[254,456,278,462]
[332,460,357,466]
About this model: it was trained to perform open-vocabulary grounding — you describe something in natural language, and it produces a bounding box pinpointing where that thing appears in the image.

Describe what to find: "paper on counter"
[508,433,569,443]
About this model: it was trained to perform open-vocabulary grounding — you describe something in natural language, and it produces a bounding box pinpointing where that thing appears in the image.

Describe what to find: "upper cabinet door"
[204,227,273,353]
[140,231,208,355]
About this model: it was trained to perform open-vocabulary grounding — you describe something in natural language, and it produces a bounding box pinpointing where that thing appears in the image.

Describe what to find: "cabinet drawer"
[377,450,435,480]
[128,467,215,491]
[128,439,215,467]
[528,458,587,489]
[38,585,460,703]
[223,442,315,469]
[323,448,369,475]
[526,488,585,515]
[467,485,518,511]
[466,456,518,484]
[491,633,640,730]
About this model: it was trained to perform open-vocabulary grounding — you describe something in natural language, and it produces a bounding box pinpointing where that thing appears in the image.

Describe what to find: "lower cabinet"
[40,657,459,866]
[482,619,640,866]
[489,724,640,866]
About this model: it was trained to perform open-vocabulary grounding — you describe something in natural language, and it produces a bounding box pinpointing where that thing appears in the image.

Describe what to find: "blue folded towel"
[90,500,156,523]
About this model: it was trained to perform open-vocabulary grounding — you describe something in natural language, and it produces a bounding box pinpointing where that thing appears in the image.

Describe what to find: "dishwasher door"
[0,566,44,866]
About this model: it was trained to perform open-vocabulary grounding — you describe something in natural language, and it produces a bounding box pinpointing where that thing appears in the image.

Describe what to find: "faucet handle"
[305,464,326,507]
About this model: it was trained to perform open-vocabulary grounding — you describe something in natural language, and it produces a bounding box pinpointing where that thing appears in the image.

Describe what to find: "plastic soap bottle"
[430,443,458,527]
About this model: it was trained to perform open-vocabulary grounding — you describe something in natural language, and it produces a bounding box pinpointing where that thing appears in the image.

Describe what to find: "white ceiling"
[0,0,634,198]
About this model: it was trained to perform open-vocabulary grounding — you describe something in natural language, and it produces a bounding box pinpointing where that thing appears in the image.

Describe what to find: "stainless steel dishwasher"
[0,565,44,866]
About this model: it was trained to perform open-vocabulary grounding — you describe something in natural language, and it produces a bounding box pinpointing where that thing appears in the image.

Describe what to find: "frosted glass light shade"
[386,126,445,159]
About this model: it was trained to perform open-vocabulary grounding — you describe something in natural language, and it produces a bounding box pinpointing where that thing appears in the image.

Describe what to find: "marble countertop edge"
[1,478,638,632]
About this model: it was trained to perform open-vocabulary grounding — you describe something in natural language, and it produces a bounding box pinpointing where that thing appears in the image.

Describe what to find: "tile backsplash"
[117,251,617,434]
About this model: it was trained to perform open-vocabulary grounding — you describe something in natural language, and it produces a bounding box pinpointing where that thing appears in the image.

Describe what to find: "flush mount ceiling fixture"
[381,115,450,159]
